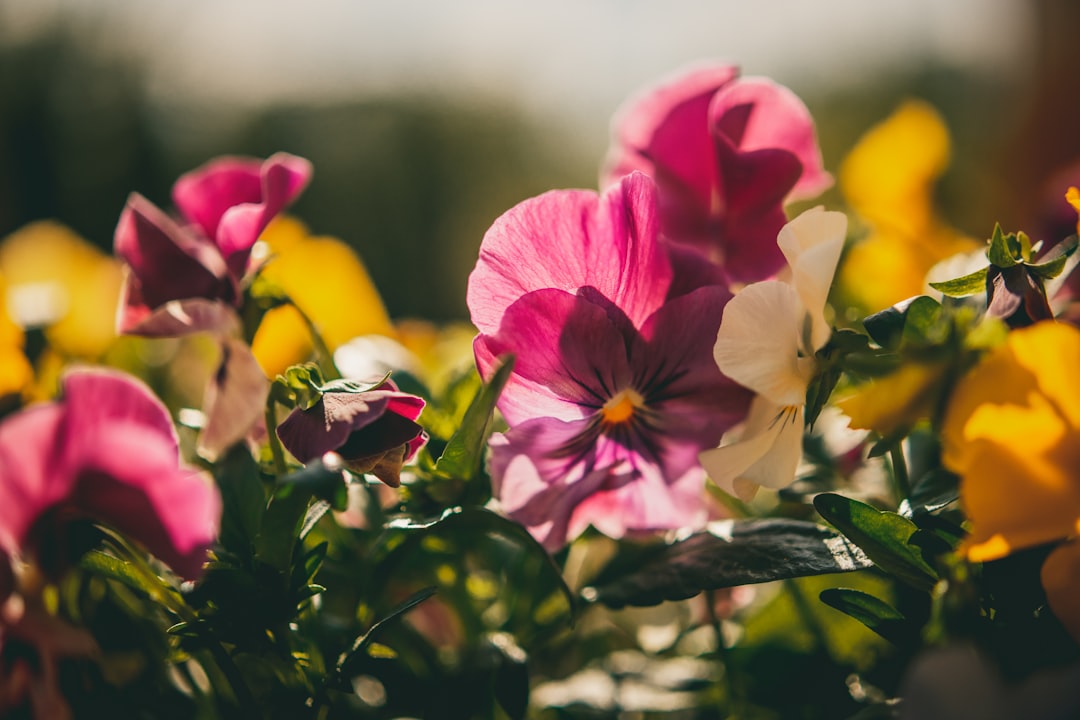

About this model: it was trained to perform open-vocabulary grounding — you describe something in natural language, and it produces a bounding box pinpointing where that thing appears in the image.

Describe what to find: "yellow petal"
[1067,187,1080,235]
[252,232,393,377]
[836,362,944,437]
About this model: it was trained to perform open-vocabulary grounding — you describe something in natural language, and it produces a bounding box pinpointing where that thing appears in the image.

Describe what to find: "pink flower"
[467,173,751,550]
[276,380,427,488]
[0,368,220,580]
[603,63,831,284]
[114,152,312,335]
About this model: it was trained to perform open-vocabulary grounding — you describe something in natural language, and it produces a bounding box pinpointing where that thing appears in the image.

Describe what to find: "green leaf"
[434,355,514,481]
[901,296,947,346]
[987,224,1019,268]
[488,633,529,720]
[863,305,908,349]
[274,457,348,511]
[813,493,938,591]
[335,585,437,679]
[211,445,266,559]
[819,588,913,647]
[583,518,874,608]
[928,267,988,297]
[1028,234,1079,279]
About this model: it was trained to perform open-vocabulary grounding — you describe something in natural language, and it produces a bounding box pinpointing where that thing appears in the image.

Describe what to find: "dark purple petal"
[476,288,634,426]
[113,194,235,319]
[634,286,753,471]
[278,393,389,462]
[467,173,672,335]
[198,338,269,462]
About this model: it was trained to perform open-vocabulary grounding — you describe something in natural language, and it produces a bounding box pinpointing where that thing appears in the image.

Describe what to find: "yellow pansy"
[251,217,393,377]
[837,101,980,313]
[836,361,946,437]
[942,321,1080,562]
[0,221,121,360]
[0,271,32,398]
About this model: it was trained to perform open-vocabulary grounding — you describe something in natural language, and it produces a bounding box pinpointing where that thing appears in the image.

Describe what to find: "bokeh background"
[0,0,1076,322]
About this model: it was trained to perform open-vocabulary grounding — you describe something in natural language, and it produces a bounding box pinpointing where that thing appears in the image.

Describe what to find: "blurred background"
[0,0,1075,322]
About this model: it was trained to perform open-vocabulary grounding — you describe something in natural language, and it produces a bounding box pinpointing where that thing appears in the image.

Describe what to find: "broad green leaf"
[901,296,946,346]
[1029,234,1079,279]
[819,588,913,647]
[987,224,1019,268]
[274,458,348,511]
[584,518,874,608]
[813,493,938,591]
[928,267,988,297]
[863,305,908,349]
[434,355,514,481]
[211,445,266,559]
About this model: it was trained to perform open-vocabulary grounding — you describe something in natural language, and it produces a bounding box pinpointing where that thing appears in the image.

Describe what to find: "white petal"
[777,207,846,349]
[714,282,809,406]
[699,400,805,500]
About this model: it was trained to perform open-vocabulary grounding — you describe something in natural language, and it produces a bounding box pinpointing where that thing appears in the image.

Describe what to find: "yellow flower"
[836,361,946,437]
[0,221,121,360]
[942,321,1080,562]
[251,217,394,377]
[837,101,980,313]
[0,271,32,398]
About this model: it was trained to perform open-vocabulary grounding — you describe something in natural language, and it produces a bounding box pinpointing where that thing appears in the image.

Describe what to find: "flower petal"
[0,404,66,553]
[475,288,633,426]
[117,298,242,339]
[467,173,671,335]
[776,207,846,348]
[172,153,313,277]
[699,398,804,499]
[709,76,832,202]
[198,338,270,463]
[713,281,809,405]
[113,194,234,323]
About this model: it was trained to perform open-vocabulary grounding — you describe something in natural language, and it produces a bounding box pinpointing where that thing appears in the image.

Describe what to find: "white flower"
[700,207,847,500]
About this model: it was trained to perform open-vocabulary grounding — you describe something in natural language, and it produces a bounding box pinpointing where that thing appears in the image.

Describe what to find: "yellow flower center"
[601,388,644,425]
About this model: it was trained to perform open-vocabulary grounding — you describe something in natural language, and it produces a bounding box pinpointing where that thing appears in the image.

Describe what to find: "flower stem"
[890,442,911,504]
[706,588,745,717]
[288,300,340,381]
[265,399,287,478]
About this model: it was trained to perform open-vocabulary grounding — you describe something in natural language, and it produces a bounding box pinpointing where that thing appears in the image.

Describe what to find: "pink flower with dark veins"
[115,152,312,335]
[603,63,831,285]
[467,172,751,550]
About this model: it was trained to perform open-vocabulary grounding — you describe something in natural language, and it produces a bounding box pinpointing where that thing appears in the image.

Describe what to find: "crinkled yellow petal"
[943,322,1080,561]
[836,362,943,437]
[840,100,949,236]
[1067,187,1080,235]
[0,221,120,359]
[252,233,392,377]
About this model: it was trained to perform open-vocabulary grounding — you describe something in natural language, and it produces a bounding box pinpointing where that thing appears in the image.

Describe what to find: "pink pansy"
[0,368,220,580]
[603,63,831,284]
[276,380,427,488]
[115,152,312,335]
[468,172,751,550]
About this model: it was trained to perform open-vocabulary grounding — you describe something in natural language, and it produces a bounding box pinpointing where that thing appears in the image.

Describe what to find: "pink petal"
[114,194,235,316]
[174,153,313,277]
[475,288,634,426]
[60,369,179,458]
[70,425,220,580]
[198,338,270,462]
[467,173,672,335]
[602,63,739,206]
[709,77,832,203]
[0,404,66,553]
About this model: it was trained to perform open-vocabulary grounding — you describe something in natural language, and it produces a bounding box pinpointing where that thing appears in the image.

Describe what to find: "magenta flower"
[467,173,751,550]
[114,152,312,335]
[0,368,220,580]
[276,381,427,488]
[603,63,831,284]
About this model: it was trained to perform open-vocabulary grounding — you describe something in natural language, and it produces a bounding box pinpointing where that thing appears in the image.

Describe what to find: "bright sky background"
[0,0,1031,149]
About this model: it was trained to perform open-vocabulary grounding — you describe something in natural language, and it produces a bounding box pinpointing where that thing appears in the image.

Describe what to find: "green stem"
[706,588,744,718]
[265,399,288,478]
[890,442,911,504]
[289,300,340,380]
[784,579,832,659]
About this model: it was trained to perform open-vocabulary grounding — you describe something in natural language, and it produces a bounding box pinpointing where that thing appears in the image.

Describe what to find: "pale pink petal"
[709,77,832,202]
[476,288,633,426]
[714,282,810,406]
[776,207,846,349]
[198,338,269,462]
[467,173,671,335]
[699,398,804,499]
[121,298,243,339]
